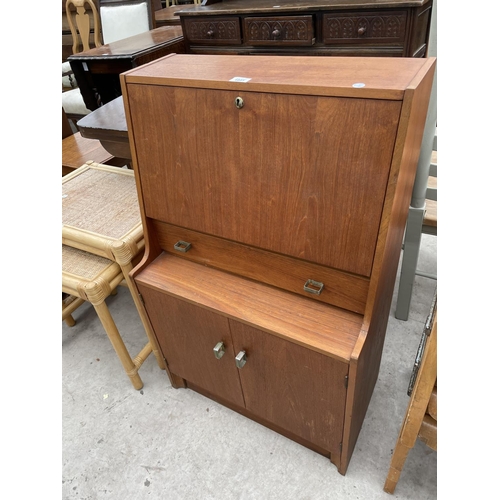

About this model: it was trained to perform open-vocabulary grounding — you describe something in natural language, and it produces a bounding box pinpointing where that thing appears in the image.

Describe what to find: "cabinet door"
[138,287,245,407]
[229,320,348,460]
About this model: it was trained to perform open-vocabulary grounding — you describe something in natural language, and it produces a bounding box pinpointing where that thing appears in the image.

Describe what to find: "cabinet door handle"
[304,279,324,295]
[235,350,247,369]
[213,341,225,359]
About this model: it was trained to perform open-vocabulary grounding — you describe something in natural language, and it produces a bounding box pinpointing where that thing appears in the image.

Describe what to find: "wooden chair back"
[65,0,103,54]
[99,0,156,45]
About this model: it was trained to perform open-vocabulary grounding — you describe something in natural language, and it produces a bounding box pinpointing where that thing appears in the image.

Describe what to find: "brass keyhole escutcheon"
[235,97,244,109]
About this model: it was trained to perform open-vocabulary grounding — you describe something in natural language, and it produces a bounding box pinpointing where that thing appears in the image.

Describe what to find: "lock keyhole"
[235,97,244,109]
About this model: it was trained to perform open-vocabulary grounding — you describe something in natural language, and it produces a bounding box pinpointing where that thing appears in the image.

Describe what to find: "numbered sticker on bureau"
[230,77,252,83]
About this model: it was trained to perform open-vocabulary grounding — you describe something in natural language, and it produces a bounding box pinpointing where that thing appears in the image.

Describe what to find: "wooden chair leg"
[384,308,437,493]
[384,443,411,493]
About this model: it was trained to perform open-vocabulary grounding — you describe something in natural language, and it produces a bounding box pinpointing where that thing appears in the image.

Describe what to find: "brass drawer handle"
[304,279,324,295]
[173,240,192,253]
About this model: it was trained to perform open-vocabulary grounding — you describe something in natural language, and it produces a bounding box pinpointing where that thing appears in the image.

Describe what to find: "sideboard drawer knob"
[207,29,215,38]
[272,29,281,39]
[213,341,226,359]
[358,26,366,35]
[235,350,247,368]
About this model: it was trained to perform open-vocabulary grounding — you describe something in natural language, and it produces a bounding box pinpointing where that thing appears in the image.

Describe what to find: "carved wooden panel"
[323,11,407,44]
[183,17,241,44]
[243,16,314,46]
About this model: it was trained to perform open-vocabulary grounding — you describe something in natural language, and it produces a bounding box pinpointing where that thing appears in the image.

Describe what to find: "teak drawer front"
[183,17,242,44]
[323,10,407,45]
[153,220,369,314]
[243,16,314,46]
[128,85,402,277]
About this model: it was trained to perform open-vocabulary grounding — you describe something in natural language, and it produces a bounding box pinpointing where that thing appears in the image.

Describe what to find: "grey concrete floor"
[62,235,437,500]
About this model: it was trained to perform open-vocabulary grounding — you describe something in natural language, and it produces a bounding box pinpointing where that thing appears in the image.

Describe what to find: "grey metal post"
[395,0,437,321]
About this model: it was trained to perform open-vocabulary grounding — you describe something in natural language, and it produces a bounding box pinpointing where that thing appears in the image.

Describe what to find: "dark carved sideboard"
[177,0,433,57]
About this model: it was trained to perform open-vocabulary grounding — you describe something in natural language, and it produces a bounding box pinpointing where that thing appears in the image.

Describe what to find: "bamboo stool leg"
[63,246,148,390]
[62,295,85,327]
[92,299,144,390]
[64,313,76,327]
[82,275,144,390]
[111,240,166,370]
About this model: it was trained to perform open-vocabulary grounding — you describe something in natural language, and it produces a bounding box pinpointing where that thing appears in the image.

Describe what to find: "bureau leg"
[167,372,187,389]
[333,454,347,476]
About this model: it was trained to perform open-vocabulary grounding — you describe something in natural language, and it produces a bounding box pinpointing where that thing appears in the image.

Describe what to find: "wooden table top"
[173,0,431,16]
[78,96,127,141]
[77,97,130,159]
[155,5,197,25]
[68,25,183,61]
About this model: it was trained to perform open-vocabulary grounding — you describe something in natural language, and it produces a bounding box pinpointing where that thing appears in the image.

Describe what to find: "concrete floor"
[62,234,437,500]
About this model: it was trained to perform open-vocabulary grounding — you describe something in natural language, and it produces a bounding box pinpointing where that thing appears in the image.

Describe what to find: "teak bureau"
[121,54,435,474]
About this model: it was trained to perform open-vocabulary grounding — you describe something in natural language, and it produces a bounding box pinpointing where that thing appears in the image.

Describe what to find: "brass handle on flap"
[304,279,324,295]
[173,241,192,253]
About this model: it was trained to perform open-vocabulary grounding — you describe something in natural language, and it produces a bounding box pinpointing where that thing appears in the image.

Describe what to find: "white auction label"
[352,83,366,88]
[230,77,252,82]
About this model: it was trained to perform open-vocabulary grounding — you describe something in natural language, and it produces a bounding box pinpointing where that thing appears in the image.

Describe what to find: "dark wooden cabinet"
[178,0,433,57]
[121,53,435,474]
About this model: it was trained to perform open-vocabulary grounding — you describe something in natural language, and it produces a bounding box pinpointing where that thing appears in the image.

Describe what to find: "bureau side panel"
[340,59,436,475]
[126,84,402,277]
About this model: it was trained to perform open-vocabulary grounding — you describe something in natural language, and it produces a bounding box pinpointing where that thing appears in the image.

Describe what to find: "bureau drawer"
[152,220,369,314]
[323,10,407,45]
[183,16,242,44]
[243,16,314,46]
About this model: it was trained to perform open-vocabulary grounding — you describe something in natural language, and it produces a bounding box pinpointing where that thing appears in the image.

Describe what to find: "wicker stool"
[62,245,153,390]
[62,162,165,373]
